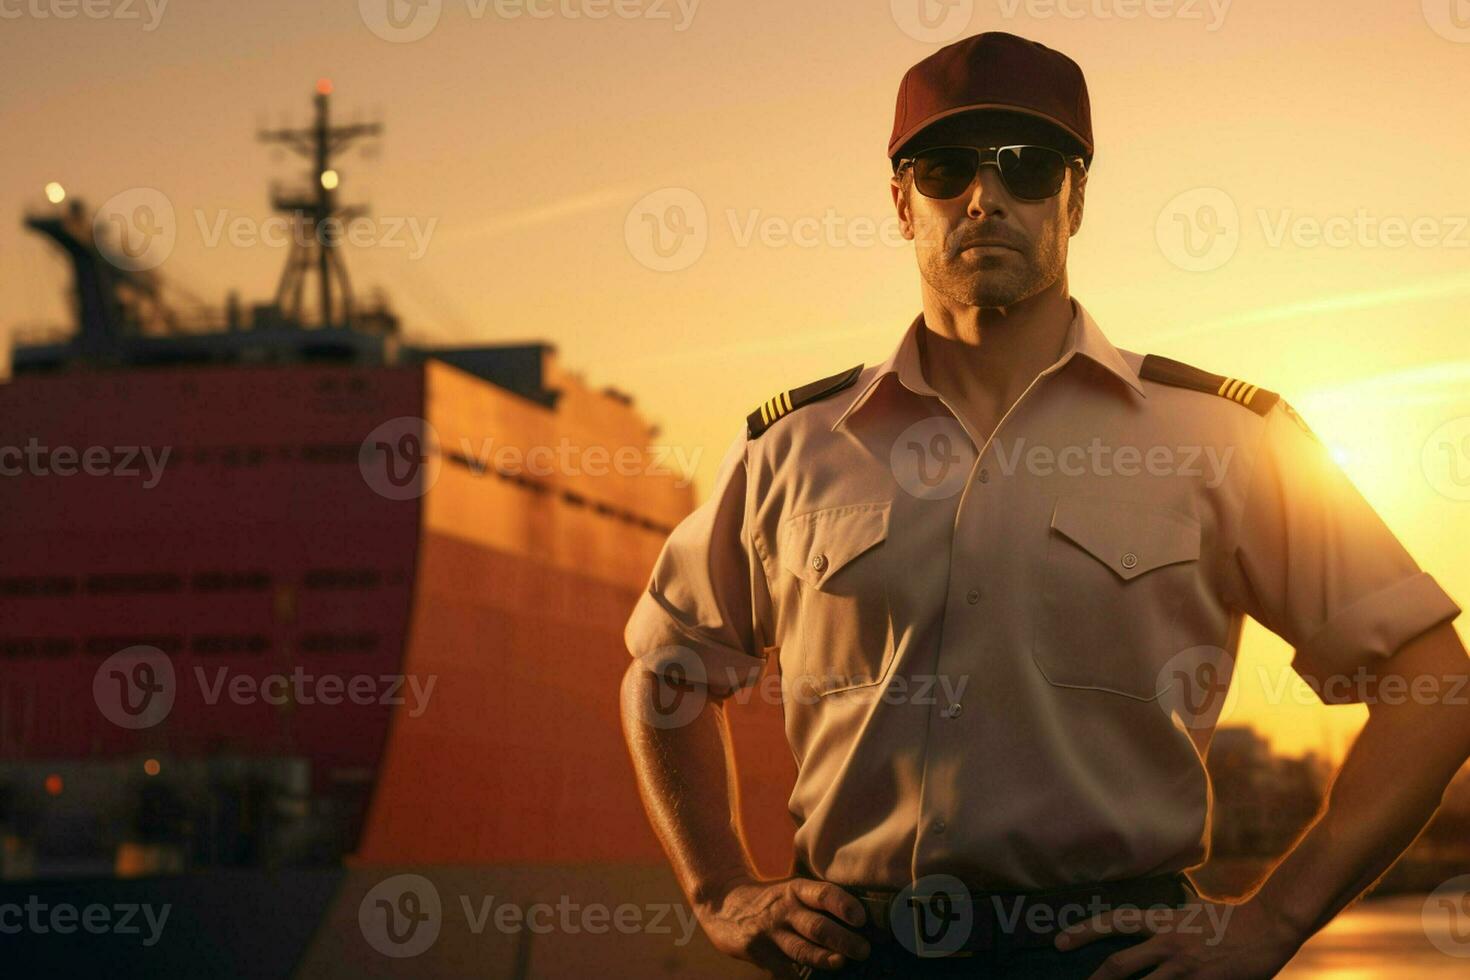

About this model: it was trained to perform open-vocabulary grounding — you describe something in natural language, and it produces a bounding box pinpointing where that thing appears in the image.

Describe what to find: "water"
[1281,894,1470,978]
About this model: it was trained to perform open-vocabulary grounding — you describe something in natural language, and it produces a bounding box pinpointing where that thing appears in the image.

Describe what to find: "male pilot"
[621,31,1470,979]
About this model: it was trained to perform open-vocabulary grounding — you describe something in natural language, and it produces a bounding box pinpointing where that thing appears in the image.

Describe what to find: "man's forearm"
[1250,624,1470,940]
[1251,698,1463,937]
[620,663,759,911]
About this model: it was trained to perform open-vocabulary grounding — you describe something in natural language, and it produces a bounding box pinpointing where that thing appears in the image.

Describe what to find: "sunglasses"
[897,145,1085,202]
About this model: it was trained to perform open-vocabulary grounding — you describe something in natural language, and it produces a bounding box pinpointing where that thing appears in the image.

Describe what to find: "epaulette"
[746,364,864,439]
[1138,354,1280,417]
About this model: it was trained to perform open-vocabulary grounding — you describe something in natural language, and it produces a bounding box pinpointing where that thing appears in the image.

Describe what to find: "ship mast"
[258,79,380,330]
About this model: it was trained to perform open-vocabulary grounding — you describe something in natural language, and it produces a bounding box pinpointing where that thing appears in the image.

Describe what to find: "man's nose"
[966,165,1009,218]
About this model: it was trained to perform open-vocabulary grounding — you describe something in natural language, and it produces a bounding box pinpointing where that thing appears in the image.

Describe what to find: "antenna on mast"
[257,79,381,329]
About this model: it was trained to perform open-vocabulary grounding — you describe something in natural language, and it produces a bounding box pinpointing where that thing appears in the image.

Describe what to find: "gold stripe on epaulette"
[746,362,864,439]
[1216,377,1259,405]
[756,389,796,428]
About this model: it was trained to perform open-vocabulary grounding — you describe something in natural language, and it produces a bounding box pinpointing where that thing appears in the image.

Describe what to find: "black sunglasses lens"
[996,146,1068,200]
[912,147,979,199]
[911,147,1070,200]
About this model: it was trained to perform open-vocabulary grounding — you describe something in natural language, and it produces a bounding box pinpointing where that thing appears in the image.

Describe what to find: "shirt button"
[933,819,947,834]
[1121,552,1138,569]
[943,702,963,718]
[811,553,828,573]
[978,468,989,484]
[965,589,980,605]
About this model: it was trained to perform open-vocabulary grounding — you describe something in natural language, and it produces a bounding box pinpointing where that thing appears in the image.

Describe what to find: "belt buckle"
[902,888,975,959]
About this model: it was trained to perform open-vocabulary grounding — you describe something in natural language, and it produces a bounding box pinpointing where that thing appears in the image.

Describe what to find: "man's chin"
[922,265,1041,308]
[966,268,1058,308]
[968,282,1033,309]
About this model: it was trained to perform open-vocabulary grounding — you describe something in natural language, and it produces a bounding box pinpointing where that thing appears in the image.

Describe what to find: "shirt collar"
[831,297,1146,433]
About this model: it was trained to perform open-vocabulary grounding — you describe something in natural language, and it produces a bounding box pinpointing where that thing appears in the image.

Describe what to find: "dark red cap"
[889,32,1093,167]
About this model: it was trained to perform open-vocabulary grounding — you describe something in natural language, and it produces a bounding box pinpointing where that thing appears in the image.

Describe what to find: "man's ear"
[891,173,916,241]
[1067,166,1087,237]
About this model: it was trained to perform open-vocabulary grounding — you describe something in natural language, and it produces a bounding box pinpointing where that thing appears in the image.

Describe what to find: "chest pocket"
[1032,496,1203,700]
[779,502,895,697]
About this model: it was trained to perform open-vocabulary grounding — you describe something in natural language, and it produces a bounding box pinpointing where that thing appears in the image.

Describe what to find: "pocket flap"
[1049,496,1200,581]
[780,502,891,590]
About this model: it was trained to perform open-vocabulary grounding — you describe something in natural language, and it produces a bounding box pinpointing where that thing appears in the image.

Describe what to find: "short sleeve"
[623,428,772,698]
[1226,401,1461,704]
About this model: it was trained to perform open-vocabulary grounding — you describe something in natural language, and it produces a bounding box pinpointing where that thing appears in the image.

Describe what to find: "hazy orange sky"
[3,1,1467,757]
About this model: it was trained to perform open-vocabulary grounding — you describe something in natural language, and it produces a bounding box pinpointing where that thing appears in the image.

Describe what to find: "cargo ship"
[0,83,793,978]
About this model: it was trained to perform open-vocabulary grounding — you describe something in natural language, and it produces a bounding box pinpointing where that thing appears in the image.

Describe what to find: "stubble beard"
[915,215,1068,310]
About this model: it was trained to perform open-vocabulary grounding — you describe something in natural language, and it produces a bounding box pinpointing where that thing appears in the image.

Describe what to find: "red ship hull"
[0,357,795,977]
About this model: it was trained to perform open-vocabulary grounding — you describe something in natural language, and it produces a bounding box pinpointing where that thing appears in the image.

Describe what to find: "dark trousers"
[812,933,1151,978]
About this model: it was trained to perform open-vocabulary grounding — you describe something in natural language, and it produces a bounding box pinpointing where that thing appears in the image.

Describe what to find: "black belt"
[838,872,1195,958]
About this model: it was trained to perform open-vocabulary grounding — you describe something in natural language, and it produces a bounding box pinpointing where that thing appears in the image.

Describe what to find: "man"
[620,31,1470,979]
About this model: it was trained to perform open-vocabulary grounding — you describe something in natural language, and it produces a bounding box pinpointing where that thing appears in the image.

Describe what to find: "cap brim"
[889,103,1092,163]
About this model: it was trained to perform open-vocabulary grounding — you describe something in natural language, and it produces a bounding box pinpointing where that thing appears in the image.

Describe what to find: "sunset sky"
[3,1,1467,758]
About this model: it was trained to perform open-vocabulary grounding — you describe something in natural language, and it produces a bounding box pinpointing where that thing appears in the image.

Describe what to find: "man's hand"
[695,876,872,978]
[1054,894,1305,979]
